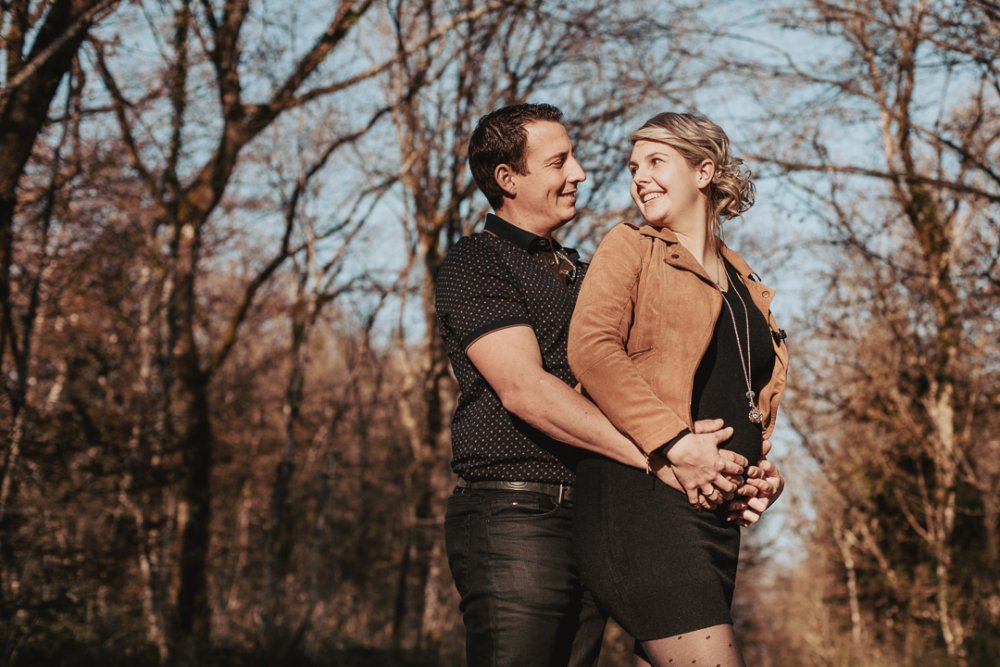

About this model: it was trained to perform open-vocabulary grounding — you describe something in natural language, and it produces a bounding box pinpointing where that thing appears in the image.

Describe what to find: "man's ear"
[494,164,517,198]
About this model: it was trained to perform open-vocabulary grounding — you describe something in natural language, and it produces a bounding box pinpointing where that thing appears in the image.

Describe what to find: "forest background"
[1,1,998,666]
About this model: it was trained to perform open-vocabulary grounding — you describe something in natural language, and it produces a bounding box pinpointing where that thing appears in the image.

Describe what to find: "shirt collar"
[484,213,580,261]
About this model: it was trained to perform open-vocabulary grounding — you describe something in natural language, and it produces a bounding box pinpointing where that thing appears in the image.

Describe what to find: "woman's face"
[628,140,711,228]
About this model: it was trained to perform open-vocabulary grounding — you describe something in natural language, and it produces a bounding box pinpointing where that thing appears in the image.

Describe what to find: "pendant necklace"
[544,247,578,283]
[715,259,764,425]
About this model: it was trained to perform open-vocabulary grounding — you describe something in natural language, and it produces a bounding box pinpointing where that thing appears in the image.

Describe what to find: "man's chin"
[554,212,576,227]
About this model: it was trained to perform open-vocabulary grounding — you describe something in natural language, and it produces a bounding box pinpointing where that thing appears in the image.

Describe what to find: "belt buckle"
[556,484,566,505]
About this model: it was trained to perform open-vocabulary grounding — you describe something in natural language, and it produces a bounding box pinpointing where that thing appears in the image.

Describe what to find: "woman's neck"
[667,209,715,265]
[672,230,712,264]
[668,212,726,288]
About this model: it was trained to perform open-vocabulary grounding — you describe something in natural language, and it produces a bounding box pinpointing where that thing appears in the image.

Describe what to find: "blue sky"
[78,0,993,565]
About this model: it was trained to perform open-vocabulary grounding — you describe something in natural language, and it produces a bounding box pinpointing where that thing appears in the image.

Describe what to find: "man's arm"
[466,325,745,499]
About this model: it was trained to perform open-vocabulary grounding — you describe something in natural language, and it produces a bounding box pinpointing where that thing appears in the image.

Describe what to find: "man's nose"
[568,156,586,183]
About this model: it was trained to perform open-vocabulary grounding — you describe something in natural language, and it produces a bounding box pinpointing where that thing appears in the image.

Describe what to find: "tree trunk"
[121,423,170,664]
[169,219,214,656]
[261,293,310,655]
[834,521,864,656]
[0,0,113,558]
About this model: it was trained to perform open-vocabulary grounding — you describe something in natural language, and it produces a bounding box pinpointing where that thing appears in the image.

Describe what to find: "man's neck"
[494,207,563,239]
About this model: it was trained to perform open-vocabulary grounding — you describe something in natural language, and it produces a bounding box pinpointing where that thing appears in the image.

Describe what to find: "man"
[435,103,781,666]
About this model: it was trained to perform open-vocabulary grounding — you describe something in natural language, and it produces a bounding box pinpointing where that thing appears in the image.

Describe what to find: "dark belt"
[456,478,575,505]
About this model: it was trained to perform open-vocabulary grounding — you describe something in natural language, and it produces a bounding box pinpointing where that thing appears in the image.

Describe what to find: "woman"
[567,112,789,666]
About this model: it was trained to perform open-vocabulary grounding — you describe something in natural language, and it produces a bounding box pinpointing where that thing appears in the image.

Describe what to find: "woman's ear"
[697,159,716,188]
[494,164,517,197]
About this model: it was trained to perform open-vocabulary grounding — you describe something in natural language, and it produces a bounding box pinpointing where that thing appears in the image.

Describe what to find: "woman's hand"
[727,439,784,526]
[651,458,739,511]
[664,419,746,508]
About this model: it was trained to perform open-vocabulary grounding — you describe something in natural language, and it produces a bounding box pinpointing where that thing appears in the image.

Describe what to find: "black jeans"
[444,485,606,667]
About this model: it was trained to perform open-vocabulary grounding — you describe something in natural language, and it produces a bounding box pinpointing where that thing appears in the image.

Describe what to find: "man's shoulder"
[441,230,520,274]
[448,230,492,254]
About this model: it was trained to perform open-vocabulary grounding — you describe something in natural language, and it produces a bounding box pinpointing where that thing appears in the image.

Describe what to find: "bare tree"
[79,0,388,657]
[254,125,390,657]
[726,1,1000,663]
[0,0,119,545]
[69,0,564,659]
[379,0,726,655]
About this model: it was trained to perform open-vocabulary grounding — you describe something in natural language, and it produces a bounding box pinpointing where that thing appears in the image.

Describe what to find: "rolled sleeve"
[436,240,533,351]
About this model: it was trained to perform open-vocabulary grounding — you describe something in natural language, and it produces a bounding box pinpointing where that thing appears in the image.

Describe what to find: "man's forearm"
[501,370,649,469]
[464,324,683,490]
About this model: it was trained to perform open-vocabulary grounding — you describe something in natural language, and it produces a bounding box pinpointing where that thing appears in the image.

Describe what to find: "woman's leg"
[637,623,744,667]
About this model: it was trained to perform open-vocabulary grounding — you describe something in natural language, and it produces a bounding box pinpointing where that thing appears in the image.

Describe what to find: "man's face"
[506,121,586,233]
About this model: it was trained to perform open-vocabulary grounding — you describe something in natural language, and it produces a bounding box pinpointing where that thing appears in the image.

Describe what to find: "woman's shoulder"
[597,220,649,246]
[583,222,657,273]
[595,220,672,255]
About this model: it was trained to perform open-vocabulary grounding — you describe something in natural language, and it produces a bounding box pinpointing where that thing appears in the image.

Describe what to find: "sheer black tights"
[632,623,745,667]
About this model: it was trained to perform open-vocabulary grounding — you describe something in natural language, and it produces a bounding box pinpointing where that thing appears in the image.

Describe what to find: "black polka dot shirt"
[435,213,589,484]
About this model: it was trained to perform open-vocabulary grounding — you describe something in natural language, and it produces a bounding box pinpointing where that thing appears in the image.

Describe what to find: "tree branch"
[0,0,118,106]
[754,156,1000,204]
[90,37,162,202]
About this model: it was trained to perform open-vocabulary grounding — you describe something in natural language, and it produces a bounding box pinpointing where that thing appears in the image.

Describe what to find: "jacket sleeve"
[568,224,690,454]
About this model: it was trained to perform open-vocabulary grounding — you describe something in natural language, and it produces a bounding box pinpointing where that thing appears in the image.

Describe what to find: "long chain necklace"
[714,260,764,424]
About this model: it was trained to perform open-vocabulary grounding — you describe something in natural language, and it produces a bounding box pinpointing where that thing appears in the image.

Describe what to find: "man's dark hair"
[468,103,564,209]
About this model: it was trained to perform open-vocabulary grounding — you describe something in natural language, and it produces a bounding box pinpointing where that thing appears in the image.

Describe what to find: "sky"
[73,0,993,567]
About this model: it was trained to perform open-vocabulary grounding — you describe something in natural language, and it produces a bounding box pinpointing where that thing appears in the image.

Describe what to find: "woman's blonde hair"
[629,112,755,236]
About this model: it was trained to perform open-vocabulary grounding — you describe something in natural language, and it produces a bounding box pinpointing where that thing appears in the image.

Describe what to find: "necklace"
[542,247,577,283]
[714,260,764,424]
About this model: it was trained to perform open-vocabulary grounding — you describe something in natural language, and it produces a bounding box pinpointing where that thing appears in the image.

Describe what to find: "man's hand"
[651,419,751,510]
[727,438,784,527]
[665,419,747,509]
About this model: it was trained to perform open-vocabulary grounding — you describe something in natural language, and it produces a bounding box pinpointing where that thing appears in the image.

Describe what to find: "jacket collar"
[633,222,679,244]
[630,222,757,279]
[719,244,755,279]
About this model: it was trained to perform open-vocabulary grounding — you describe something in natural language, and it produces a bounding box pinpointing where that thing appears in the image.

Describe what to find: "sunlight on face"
[628,140,708,229]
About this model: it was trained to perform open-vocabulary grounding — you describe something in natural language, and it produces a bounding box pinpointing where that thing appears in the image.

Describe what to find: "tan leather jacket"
[568,221,789,455]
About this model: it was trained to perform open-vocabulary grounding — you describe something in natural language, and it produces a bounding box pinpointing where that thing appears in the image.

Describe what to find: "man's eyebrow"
[544,150,569,163]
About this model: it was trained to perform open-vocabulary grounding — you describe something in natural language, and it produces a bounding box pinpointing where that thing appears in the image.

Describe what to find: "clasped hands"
[647,418,783,527]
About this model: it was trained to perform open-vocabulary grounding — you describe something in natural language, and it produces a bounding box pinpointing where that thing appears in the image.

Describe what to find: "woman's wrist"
[656,428,691,461]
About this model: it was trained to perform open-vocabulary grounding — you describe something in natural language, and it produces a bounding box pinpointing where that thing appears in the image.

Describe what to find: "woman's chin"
[642,213,669,226]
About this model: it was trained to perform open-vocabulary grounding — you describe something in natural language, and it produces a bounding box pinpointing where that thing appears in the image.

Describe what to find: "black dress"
[573,264,776,640]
